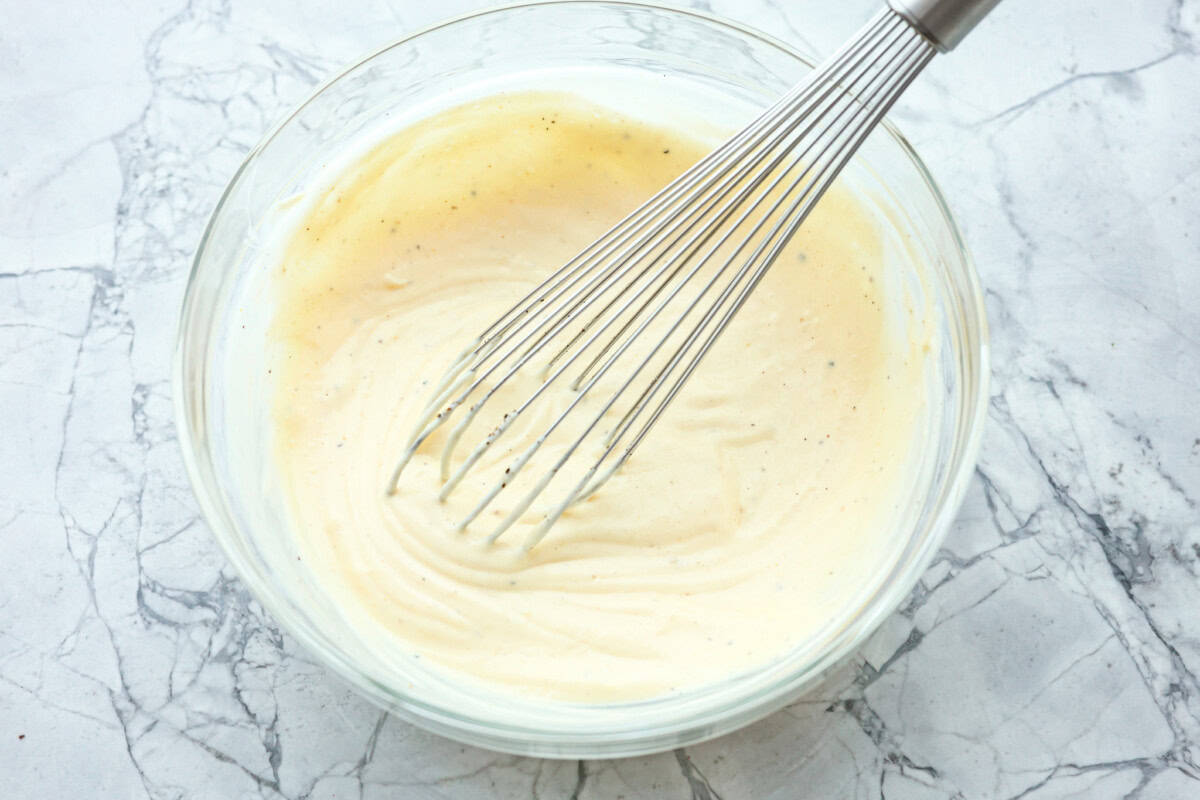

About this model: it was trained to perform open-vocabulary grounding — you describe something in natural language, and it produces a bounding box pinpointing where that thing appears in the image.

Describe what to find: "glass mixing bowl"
[174,1,988,758]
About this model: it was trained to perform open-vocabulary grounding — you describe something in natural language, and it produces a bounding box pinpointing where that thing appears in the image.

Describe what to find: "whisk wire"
[388,7,942,548]
[449,17,924,535]
[386,9,904,492]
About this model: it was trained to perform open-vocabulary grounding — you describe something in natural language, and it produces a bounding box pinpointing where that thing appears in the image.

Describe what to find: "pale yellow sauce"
[269,92,925,702]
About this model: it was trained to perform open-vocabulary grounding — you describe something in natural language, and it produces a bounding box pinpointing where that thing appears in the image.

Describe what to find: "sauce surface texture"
[269,92,925,702]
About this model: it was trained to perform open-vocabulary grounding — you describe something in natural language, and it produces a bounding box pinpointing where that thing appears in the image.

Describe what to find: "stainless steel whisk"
[388,0,1000,548]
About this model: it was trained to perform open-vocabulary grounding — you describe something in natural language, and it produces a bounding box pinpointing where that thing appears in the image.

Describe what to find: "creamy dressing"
[268,91,926,702]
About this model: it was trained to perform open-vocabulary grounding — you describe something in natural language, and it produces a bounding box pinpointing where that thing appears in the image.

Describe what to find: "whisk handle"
[886,0,1002,51]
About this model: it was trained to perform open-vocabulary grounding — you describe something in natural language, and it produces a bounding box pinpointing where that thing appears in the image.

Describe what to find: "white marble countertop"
[4,0,1199,797]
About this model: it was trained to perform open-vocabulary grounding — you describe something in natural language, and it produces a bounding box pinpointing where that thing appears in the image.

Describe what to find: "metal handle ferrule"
[886,0,1002,51]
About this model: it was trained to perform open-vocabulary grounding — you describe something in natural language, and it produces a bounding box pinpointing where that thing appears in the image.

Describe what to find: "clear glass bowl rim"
[173,0,990,758]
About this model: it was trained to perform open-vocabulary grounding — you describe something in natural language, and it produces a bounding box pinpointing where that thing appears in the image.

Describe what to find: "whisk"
[388,0,1000,548]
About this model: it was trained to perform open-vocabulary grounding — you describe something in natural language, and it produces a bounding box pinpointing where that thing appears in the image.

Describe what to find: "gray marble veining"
[2,0,1199,797]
